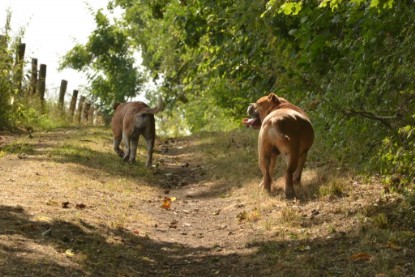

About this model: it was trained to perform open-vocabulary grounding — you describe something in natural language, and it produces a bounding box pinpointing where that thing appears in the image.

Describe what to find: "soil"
[0,127,414,277]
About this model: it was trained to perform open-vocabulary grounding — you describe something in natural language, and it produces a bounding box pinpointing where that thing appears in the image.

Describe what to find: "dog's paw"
[285,190,296,200]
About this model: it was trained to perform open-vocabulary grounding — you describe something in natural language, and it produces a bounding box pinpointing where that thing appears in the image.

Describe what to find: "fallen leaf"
[75,203,86,209]
[36,216,52,223]
[46,199,59,206]
[351,252,372,262]
[237,210,248,222]
[161,198,171,209]
[169,219,178,229]
[17,153,28,159]
[161,197,175,209]
[41,228,52,237]
[386,242,402,251]
[133,230,140,235]
[65,249,75,257]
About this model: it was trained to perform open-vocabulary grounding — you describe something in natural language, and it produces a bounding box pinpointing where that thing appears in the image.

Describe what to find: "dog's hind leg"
[293,150,308,185]
[129,135,139,163]
[259,158,273,193]
[139,115,155,168]
[270,148,279,173]
[258,140,273,193]
[284,151,299,199]
[113,135,124,158]
[144,136,154,167]
[122,132,130,162]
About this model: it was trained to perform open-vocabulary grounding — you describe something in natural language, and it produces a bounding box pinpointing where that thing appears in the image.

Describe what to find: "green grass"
[279,205,302,227]
[319,179,347,198]
[1,142,35,155]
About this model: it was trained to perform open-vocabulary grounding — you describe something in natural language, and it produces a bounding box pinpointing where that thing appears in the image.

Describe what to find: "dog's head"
[243,93,283,129]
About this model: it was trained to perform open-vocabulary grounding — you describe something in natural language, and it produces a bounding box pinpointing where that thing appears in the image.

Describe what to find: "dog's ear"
[113,103,121,110]
[268,93,280,103]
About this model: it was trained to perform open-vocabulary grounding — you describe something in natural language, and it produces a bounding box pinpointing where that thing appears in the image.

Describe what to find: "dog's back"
[111,102,149,135]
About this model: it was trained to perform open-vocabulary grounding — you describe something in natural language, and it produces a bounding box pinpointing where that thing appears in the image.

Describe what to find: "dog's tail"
[142,96,164,115]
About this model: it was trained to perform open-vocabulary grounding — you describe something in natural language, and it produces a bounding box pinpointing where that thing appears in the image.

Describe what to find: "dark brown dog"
[111,97,163,167]
[243,93,314,199]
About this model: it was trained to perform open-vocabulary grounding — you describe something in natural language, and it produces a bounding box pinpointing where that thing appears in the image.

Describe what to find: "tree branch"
[343,109,400,130]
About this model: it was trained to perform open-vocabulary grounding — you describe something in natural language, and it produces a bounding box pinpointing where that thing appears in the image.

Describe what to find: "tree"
[60,9,145,112]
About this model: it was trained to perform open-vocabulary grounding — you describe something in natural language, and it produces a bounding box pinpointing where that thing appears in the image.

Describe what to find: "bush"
[380,120,415,192]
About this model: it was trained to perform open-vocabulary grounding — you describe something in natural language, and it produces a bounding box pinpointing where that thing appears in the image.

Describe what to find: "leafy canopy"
[62,0,414,185]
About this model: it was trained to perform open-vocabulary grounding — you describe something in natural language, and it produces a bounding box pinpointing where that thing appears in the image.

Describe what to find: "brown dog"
[243,93,314,199]
[111,97,163,167]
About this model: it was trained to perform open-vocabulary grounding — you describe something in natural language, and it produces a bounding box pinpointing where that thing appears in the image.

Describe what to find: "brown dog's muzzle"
[243,103,261,129]
[247,103,257,116]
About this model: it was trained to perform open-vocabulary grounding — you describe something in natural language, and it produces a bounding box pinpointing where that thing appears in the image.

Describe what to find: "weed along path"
[0,127,414,276]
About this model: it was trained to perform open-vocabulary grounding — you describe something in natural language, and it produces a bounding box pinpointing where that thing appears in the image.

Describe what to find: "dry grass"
[0,126,414,276]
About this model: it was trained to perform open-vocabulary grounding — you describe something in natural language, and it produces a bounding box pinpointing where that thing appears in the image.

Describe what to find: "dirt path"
[0,127,414,276]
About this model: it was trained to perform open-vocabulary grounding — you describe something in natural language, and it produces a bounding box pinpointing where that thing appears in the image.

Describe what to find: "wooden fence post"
[82,101,91,124]
[14,43,25,95]
[88,104,95,124]
[38,64,47,106]
[30,58,38,95]
[94,109,101,125]
[77,96,85,123]
[58,79,68,111]
[69,90,78,120]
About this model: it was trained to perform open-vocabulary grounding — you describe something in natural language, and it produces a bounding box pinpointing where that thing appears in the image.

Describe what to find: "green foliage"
[60,9,145,112]
[0,11,18,130]
[111,0,414,156]
[261,0,414,172]
[14,99,69,130]
[380,121,415,191]
[60,0,415,186]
